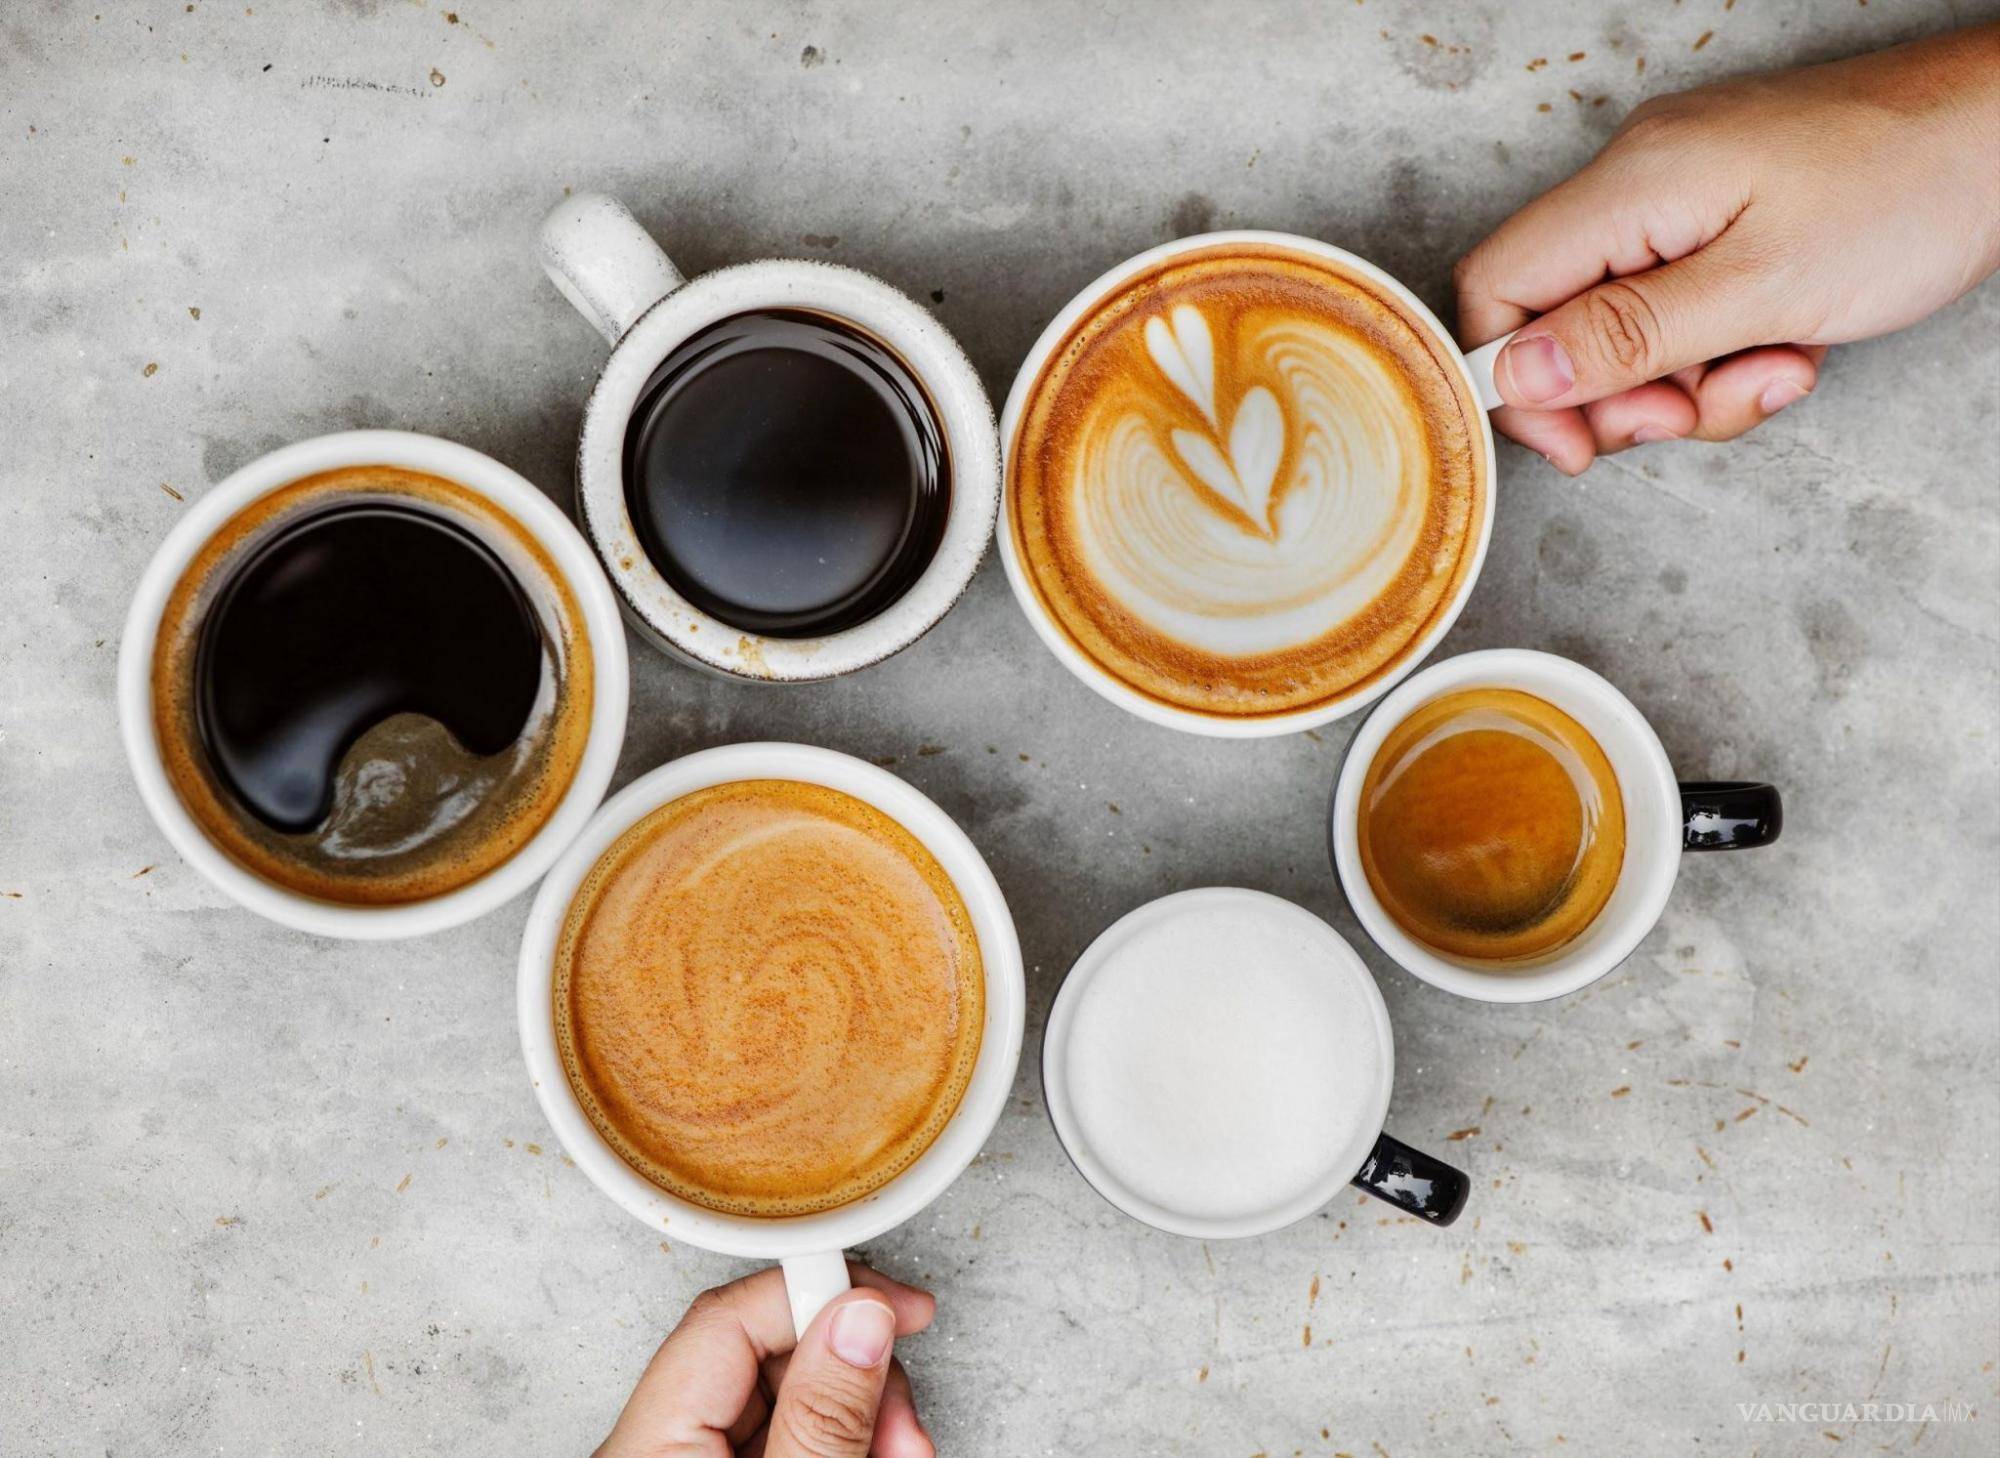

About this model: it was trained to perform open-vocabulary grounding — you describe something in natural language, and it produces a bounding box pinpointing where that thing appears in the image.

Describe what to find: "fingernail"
[1632,424,1679,445]
[829,1300,895,1368]
[1759,379,1809,415]
[1502,334,1575,405]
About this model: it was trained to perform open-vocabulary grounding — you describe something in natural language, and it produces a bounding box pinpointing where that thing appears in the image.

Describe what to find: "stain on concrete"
[1796,596,1867,698]
[1168,192,1215,238]
[1537,514,1601,586]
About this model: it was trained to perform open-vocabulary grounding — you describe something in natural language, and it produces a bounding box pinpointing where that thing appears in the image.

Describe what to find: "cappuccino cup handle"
[1461,330,1518,413]
[780,1250,853,1339]
[1680,781,1783,851]
[538,192,687,347]
[1352,1131,1470,1227]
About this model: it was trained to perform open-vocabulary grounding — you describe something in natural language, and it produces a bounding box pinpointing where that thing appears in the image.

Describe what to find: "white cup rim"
[515,742,1026,1259]
[116,429,630,941]
[1329,648,1683,1003]
[996,229,1498,738]
[576,259,1000,682]
[1040,886,1395,1240]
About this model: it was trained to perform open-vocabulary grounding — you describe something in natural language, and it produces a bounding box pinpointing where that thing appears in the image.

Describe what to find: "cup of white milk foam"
[1041,887,1466,1237]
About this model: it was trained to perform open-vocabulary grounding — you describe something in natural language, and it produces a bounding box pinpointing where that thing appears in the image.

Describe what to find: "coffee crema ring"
[1009,245,1485,719]
[1358,687,1627,962]
[150,466,595,906]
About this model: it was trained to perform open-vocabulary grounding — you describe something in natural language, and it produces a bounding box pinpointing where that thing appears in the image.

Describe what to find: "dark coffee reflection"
[622,309,949,638]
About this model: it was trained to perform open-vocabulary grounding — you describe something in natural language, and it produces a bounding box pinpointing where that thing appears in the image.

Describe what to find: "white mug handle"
[780,1250,852,1339]
[539,192,687,347]
[1461,329,1518,413]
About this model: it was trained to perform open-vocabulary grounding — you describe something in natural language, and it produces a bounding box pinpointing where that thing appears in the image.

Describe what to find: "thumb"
[1491,235,1780,410]
[764,1291,898,1458]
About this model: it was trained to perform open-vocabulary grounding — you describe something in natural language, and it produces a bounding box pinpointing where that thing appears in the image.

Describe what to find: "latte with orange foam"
[1007,244,1486,719]
[553,779,983,1218]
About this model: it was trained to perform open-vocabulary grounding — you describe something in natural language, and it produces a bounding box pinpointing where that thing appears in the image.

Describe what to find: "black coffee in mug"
[151,467,596,905]
[621,309,950,638]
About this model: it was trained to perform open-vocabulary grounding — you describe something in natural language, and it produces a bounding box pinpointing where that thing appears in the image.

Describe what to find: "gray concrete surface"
[5,2,1998,1453]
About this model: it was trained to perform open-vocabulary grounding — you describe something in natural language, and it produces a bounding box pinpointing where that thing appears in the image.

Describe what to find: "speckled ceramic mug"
[539,193,1000,683]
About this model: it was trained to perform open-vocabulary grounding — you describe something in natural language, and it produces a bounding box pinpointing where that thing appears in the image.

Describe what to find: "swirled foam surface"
[553,780,984,1218]
[1010,245,1484,718]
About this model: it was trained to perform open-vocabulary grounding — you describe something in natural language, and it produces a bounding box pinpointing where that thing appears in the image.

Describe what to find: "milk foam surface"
[1061,900,1385,1223]
[1085,303,1428,656]
[1010,245,1483,719]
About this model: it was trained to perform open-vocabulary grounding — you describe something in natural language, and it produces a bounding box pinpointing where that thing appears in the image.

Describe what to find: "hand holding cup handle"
[1462,331,1518,413]
[779,1250,855,1339]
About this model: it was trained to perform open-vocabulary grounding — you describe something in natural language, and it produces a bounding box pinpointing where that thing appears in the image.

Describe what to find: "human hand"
[1454,23,2000,474]
[595,1263,937,1458]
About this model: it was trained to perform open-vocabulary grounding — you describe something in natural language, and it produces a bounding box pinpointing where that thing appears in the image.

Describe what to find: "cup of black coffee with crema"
[1330,648,1781,1002]
[119,431,629,939]
[539,193,999,681]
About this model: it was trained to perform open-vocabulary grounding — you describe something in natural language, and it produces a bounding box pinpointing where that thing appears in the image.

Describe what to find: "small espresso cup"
[1330,649,1783,1002]
[118,430,630,940]
[998,230,1519,739]
[517,742,1026,1337]
[1041,887,1468,1239]
[539,193,1000,683]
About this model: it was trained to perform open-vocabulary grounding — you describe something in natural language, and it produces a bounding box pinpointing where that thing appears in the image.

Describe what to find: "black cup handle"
[1351,1132,1469,1227]
[1680,781,1783,851]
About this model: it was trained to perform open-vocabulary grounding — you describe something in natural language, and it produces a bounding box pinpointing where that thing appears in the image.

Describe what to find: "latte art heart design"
[1008,246,1483,718]
[1075,301,1440,659]
[1147,307,1286,536]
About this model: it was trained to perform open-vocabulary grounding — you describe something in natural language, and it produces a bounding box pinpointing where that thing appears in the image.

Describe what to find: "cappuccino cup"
[118,430,630,940]
[1042,888,1467,1238]
[517,742,1025,1337]
[1330,649,1783,1002]
[540,194,1000,682]
[999,231,1520,737]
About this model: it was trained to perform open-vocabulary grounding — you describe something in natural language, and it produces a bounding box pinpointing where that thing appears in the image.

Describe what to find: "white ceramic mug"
[1041,887,1468,1238]
[516,742,1026,1337]
[997,230,1518,739]
[117,430,631,941]
[1330,648,1783,1003]
[538,193,1001,683]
